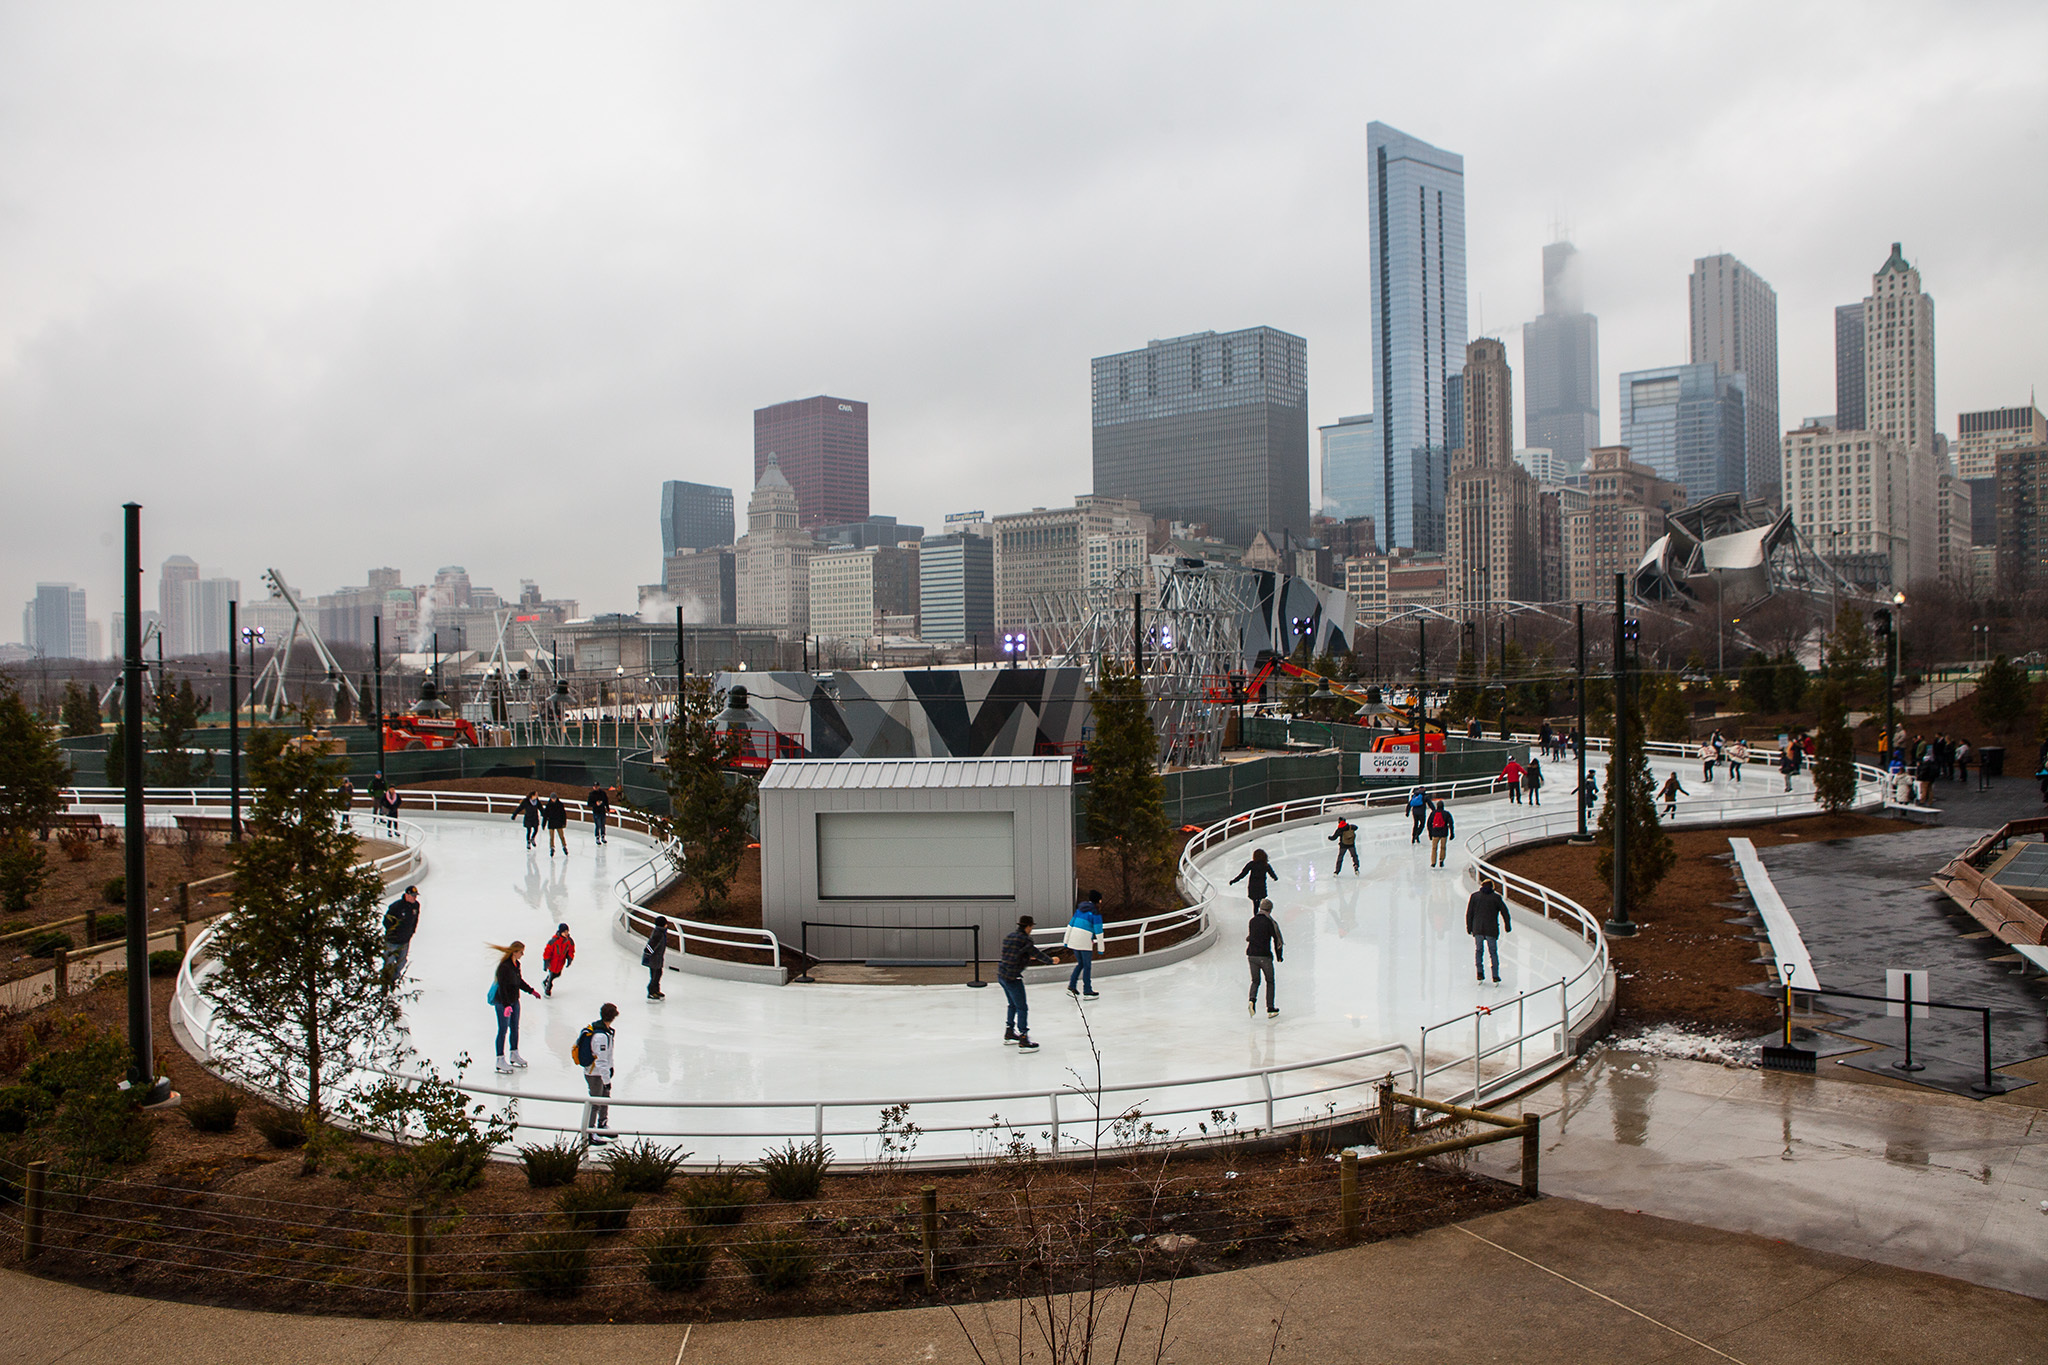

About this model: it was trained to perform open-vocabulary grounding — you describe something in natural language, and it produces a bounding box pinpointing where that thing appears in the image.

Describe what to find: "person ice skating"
[1499,756,1526,804]
[1328,817,1360,874]
[1245,898,1284,1017]
[543,794,570,856]
[1658,773,1687,819]
[1779,742,1799,792]
[641,916,669,999]
[576,1003,619,1143]
[542,922,575,997]
[1523,756,1543,806]
[1576,774,1599,819]
[381,785,403,835]
[1064,891,1105,998]
[586,785,612,845]
[1228,848,1275,906]
[998,915,1058,1051]
[1426,801,1454,869]
[381,885,421,985]
[488,941,541,1072]
[1465,877,1513,984]
[1408,788,1430,843]
[512,793,541,849]
[1728,740,1749,783]
[339,776,355,828]
[1699,740,1717,783]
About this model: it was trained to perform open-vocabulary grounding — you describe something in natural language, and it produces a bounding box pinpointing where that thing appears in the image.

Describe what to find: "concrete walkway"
[1472,1045,2048,1301]
[7,1195,2045,1364]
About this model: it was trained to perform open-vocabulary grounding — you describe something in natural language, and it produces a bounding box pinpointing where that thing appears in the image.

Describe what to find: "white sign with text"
[1361,751,1421,778]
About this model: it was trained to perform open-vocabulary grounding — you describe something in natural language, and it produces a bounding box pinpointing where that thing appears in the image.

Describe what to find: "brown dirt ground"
[1491,811,1914,1035]
[2,836,234,984]
[0,980,1524,1323]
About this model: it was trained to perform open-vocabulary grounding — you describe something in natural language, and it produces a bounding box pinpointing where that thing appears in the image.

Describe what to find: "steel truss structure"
[252,570,361,719]
[1029,561,1261,768]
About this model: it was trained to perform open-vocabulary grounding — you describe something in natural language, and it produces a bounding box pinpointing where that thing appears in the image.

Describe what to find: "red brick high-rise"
[753,395,869,529]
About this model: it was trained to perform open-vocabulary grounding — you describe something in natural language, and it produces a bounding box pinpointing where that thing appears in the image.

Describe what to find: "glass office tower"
[1318,413,1380,527]
[1619,363,1747,501]
[1368,121,1467,552]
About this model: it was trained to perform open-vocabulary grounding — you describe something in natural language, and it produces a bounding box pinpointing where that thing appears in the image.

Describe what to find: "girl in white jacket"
[1064,890,1107,999]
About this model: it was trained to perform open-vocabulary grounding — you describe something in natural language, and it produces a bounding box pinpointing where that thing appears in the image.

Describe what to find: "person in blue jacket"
[1407,788,1430,844]
[1064,890,1106,998]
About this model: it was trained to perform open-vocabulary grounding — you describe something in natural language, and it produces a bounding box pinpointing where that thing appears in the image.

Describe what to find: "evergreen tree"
[60,681,103,738]
[1774,653,1808,713]
[1975,654,2029,736]
[1594,677,1674,912]
[203,732,398,1146]
[1811,680,1857,812]
[654,675,757,914]
[332,680,355,726]
[1643,673,1691,742]
[1822,609,1873,697]
[0,675,70,913]
[1738,650,1778,713]
[1083,660,1173,912]
[148,677,212,784]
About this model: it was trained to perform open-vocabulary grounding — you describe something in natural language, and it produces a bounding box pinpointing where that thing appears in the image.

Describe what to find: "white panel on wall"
[817,811,1016,900]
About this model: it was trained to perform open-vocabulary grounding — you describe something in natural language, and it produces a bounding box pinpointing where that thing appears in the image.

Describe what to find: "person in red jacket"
[541,922,576,997]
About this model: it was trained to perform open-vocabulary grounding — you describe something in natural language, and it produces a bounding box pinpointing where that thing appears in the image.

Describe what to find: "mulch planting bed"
[2,835,234,984]
[1491,811,1914,1033]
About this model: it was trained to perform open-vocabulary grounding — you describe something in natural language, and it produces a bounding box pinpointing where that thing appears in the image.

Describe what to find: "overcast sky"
[5,1,2045,636]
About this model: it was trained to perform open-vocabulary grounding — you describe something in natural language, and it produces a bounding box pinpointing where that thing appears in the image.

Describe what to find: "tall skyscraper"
[1318,413,1380,527]
[159,554,198,656]
[1090,326,1309,545]
[1564,448,1685,601]
[1522,240,1599,478]
[754,396,869,530]
[1956,403,2047,482]
[917,530,994,645]
[1861,243,1937,581]
[660,480,736,556]
[26,583,88,658]
[1618,363,1747,501]
[182,578,240,655]
[1367,122,1467,553]
[1834,304,1867,430]
[1444,340,1538,606]
[1784,426,1910,589]
[1689,253,1779,504]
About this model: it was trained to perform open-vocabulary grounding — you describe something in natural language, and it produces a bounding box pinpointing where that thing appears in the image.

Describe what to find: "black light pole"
[1572,602,1591,845]
[228,599,240,843]
[120,504,171,1104]
[1498,616,1509,740]
[371,615,384,755]
[1132,593,1144,675]
[1605,573,1638,938]
[1417,618,1429,788]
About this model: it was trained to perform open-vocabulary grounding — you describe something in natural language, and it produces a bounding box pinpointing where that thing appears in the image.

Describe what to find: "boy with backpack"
[541,922,576,997]
[1426,801,1455,869]
[574,1004,619,1143]
[1327,818,1359,875]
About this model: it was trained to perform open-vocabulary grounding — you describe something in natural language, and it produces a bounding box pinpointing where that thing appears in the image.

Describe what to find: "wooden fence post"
[23,1160,48,1260]
[920,1186,939,1288]
[406,1205,426,1312]
[52,948,68,1001]
[1520,1115,1541,1196]
[1339,1150,1360,1242]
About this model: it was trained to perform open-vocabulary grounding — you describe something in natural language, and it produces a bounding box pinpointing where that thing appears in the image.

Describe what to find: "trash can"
[1981,746,2005,778]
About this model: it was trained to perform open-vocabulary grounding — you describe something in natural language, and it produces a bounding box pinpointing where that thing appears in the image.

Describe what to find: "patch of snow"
[1593,1024,1760,1068]
[1326,1144,1384,1160]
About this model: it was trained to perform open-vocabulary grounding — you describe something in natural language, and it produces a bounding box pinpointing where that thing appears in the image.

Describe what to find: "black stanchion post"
[1974,1006,2006,1095]
[1571,603,1590,844]
[228,598,240,843]
[1893,974,1924,1072]
[796,921,814,983]
[967,924,986,988]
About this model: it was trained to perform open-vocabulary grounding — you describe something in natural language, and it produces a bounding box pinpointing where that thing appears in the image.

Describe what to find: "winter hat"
[556,922,570,933]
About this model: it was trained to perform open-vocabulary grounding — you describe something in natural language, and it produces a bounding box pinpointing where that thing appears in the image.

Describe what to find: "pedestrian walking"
[1328,817,1360,874]
[382,885,421,985]
[1523,756,1542,806]
[1427,801,1455,869]
[1465,877,1513,984]
[586,784,612,845]
[1728,740,1748,784]
[541,921,576,997]
[998,915,1058,1051]
[1228,848,1276,906]
[1499,756,1526,804]
[641,916,669,999]
[544,794,570,856]
[512,793,541,849]
[488,941,541,1073]
[1064,890,1105,998]
[576,1003,619,1143]
[1408,788,1430,844]
[1245,898,1284,1017]
[1658,773,1687,819]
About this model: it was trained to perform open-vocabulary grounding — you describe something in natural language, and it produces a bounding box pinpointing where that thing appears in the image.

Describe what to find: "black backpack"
[572,1023,604,1068]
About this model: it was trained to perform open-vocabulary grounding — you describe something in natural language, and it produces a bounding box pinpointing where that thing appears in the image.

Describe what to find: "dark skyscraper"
[753,396,869,529]
[1522,240,1599,478]
[1090,326,1309,545]
[1689,253,1780,505]
[660,480,736,556]
[1834,303,1867,430]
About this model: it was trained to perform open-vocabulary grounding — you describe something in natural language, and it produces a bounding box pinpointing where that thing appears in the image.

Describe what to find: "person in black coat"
[642,916,670,1000]
[1228,849,1275,906]
[489,941,542,1072]
[381,886,421,985]
[1465,877,1513,984]
[586,785,612,845]
[1245,898,1285,1017]
[543,795,570,857]
[511,793,541,849]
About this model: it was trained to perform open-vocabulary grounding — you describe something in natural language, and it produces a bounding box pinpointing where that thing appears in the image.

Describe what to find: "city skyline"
[3,4,2044,620]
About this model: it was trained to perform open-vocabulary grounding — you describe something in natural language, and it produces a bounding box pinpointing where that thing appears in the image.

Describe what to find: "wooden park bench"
[172,814,238,837]
[43,813,109,841]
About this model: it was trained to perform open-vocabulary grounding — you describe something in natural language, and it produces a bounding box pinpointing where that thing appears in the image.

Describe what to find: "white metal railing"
[613,845,785,971]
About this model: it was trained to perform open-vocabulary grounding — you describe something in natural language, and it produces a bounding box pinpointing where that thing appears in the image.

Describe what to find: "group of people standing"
[1889,731,1974,804]
[1534,723,1581,762]
[510,785,617,854]
[1495,755,1544,805]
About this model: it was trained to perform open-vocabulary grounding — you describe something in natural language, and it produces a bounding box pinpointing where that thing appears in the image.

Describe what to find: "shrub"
[55,831,93,863]
[513,1229,592,1297]
[0,919,28,935]
[28,931,72,959]
[341,1066,513,1198]
[518,1138,585,1189]
[148,949,181,977]
[601,1138,689,1194]
[642,1226,716,1293]
[678,1163,752,1226]
[252,1107,308,1149]
[0,1084,51,1135]
[556,1181,635,1234]
[184,1091,243,1133]
[757,1139,832,1200]
[101,878,125,906]
[17,1021,153,1165]
[731,1227,817,1291]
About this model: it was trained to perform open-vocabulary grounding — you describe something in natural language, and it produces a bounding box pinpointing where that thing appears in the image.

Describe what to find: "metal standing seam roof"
[758,757,1074,791]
